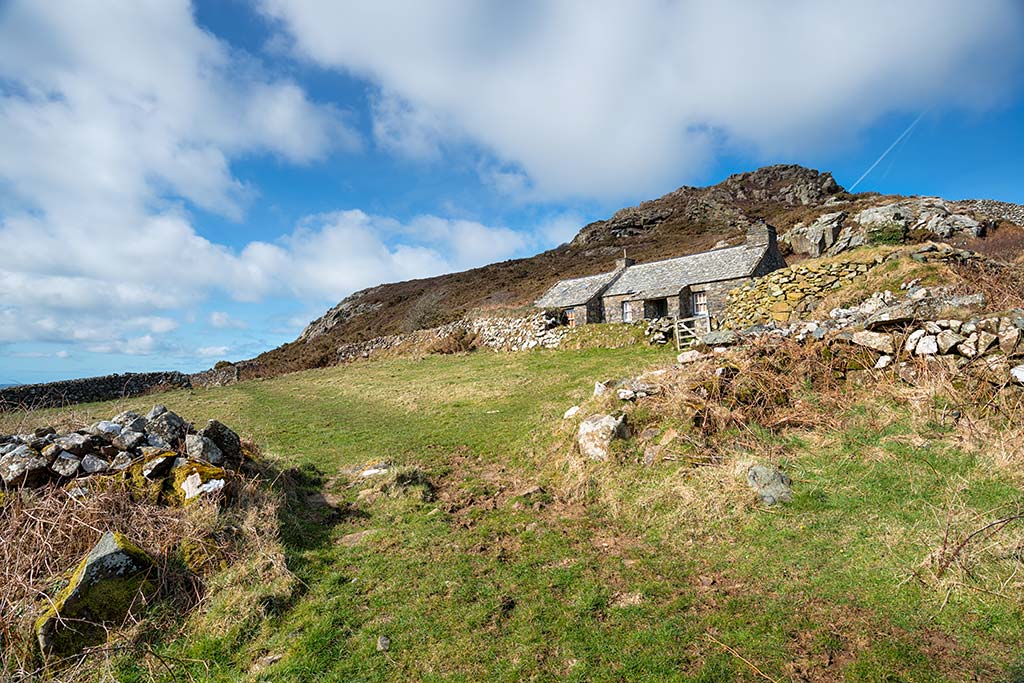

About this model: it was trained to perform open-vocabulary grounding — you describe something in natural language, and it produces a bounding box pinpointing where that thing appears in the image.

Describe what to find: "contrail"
[849,113,925,192]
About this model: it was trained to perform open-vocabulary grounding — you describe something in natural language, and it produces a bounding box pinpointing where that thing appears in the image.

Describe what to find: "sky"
[1,0,1023,385]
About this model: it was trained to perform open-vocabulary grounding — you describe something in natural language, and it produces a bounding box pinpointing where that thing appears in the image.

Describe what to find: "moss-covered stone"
[169,459,229,506]
[35,531,155,660]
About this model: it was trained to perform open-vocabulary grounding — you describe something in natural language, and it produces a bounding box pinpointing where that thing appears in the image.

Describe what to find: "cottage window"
[565,309,576,327]
[692,291,708,316]
[622,301,633,323]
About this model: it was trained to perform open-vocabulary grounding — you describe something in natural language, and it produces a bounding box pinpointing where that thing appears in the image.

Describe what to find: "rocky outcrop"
[298,289,385,343]
[35,531,155,659]
[0,372,191,413]
[953,199,1024,227]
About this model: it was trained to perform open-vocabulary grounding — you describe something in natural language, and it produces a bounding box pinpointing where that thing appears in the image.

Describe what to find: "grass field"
[5,344,1024,682]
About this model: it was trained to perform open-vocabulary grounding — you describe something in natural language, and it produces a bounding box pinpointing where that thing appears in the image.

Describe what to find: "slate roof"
[535,270,620,308]
[602,243,767,299]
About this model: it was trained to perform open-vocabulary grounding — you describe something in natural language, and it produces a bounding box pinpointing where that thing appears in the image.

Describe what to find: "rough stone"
[577,414,628,461]
[51,452,82,478]
[905,329,926,354]
[55,433,94,456]
[914,335,939,356]
[746,465,793,506]
[850,330,895,355]
[81,454,110,474]
[198,420,243,461]
[702,330,739,347]
[936,329,964,354]
[185,434,224,466]
[172,460,229,503]
[147,409,189,446]
[113,430,146,451]
[1011,365,1024,384]
[35,531,155,659]
[0,446,51,487]
[677,350,703,364]
[88,421,122,440]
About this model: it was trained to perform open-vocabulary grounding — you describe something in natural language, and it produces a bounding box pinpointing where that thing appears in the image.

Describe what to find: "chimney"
[746,221,777,248]
[615,256,636,271]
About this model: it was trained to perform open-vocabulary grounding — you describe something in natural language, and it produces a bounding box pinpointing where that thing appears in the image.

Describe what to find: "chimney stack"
[615,252,636,271]
[746,221,777,248]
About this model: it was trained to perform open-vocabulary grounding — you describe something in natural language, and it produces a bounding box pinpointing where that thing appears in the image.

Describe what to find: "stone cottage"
[535,224,785,326]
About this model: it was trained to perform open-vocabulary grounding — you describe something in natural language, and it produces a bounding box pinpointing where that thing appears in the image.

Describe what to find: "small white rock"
[874,355,893,369]
[676,350,702,364]
[563,406,580,420]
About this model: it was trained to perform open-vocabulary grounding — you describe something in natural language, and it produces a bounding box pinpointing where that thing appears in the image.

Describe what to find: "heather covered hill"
[240,165,1024,379]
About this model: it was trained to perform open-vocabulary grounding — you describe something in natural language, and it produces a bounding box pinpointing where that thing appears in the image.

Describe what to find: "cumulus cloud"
[196,345,231,358]
[0,0,361,356]
[261,0,1024,199]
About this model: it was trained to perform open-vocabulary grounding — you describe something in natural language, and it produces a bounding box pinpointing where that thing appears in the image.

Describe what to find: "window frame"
[621,301,633,323]
[691,291,709,316]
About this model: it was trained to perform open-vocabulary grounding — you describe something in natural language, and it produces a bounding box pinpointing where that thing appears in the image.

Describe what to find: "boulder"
[783,211,846,257]
[87,421,122,440]
[914,335,939,356]
[577,414,628,461]
[1012,365,1024,384]
[113,430,146,451]
[184,434,224,466]
[616,388,636,401]
[0,445,51,487]
[936,329,964,355]
[35,531,155,659]
[197,420,243,462]
[999,318,1021,355]
[141,453,176,480]
[746,465,793,506]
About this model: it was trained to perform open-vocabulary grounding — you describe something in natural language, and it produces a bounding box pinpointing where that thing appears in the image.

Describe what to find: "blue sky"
[1,1,1022,385]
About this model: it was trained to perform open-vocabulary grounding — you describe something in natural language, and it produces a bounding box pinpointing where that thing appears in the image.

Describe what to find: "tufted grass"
[5,342,1024,681]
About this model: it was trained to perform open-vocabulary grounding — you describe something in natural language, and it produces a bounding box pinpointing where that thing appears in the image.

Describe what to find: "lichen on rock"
[35,531,155,660]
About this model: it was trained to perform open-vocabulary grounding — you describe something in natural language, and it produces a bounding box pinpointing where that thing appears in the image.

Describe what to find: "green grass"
[8,345,1024,681]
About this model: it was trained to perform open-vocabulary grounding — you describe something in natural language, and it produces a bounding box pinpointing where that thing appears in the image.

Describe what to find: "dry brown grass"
[0,448,291,680]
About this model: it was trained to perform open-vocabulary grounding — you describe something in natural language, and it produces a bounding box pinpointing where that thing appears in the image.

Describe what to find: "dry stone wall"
[337,313,567,362]
[0,372,191,412]
[721,255,886,329]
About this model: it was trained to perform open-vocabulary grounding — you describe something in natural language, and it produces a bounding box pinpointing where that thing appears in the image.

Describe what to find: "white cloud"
[210,312,248,329]
[196,345,231,358]
[261,0,1024,199]
[0,0,361,356]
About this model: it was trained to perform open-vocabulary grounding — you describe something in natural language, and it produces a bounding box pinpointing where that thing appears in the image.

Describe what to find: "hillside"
[239,165,1024,379]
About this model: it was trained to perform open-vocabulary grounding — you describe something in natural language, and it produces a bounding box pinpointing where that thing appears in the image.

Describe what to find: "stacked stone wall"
[722,255,885,329]
[0,372,191,412]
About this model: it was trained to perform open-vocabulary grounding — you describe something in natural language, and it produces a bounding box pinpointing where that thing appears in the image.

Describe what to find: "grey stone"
[147,409,189,446]
[110,452,135,471]
[577,414,629,461]
[677,349,703,364]
[112,411,148,433]
[936,329,964,355]
[850,330,895,355]
[51,452,82,478]
[198,420,243,461]
[0,445,51,487]
[88,421,122,439]
[746,465,793,506]
[55,433,95,456]
[146,404,168,420]
[914,335,939,356]
[81,453,110,474]
[36,531,154,658]
[702,330,738,347]
[113,430,146,450]
[185,434,224,465]
[376,635,391,652]
[616,388,636,401]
